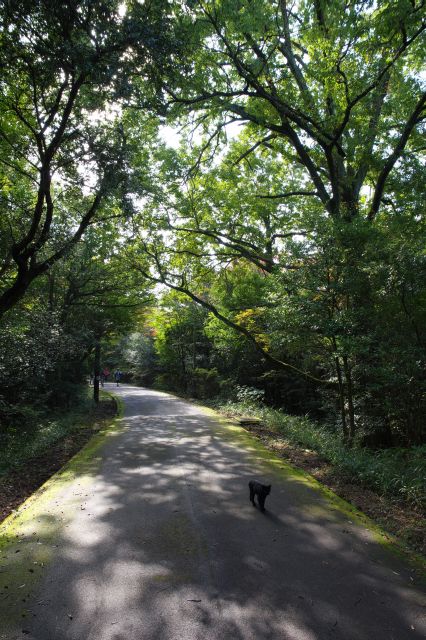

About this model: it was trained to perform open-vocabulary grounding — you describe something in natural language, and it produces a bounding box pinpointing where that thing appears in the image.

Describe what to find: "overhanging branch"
[133,261,335,386]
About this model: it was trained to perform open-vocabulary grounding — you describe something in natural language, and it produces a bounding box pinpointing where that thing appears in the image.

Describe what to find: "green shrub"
[235,385,265,406]
[192,368,220,399]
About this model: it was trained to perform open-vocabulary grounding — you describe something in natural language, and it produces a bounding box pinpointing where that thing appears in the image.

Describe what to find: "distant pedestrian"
[114,369,122,386]
[102,367,110,382]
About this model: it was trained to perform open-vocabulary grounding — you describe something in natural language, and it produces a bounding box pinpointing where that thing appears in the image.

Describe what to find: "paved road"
[1,385,425,639]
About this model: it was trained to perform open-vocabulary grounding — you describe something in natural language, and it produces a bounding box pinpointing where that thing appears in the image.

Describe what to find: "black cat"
[249,480,271,512]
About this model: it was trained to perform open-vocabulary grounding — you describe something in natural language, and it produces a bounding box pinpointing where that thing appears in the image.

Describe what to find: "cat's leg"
[259,495,266,512]
[249,482,255,505]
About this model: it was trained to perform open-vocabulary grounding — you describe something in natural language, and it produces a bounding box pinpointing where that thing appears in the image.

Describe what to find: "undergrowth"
[213,399,426,511]
[0,389,106,475]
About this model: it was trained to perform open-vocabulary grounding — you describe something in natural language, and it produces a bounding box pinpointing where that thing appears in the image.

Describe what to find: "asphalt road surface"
[1,385,425,640]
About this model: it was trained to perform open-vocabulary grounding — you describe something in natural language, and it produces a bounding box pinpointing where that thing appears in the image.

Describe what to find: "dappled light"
[1,385,422,640]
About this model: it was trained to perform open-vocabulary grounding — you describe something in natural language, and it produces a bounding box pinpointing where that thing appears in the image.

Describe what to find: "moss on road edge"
[0,393,124,632]
[198,404,426,584]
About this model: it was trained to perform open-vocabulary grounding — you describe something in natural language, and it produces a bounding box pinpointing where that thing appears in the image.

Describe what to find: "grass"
[212,400,426,511]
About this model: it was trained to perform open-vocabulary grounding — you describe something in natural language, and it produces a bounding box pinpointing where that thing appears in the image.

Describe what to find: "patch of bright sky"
[158,120,244,150]
[158,125,181,149]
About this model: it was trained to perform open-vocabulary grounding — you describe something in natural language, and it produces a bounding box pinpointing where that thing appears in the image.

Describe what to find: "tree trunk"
[0,267,32,319]
[343,355,356,445]
[192,324,196,370]
[48,271,55,310]
[93,340,101,405]
[334,355,349,442]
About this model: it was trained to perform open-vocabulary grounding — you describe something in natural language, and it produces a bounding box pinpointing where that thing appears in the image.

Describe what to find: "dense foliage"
[0,0,175,421]
[126,0,426,447]
[1,1,425,464]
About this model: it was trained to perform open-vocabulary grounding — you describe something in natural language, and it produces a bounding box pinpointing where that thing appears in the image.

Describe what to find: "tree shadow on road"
[9,387,425,640]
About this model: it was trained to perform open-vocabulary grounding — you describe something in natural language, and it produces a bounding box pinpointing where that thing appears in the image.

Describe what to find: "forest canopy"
[0,0,425,450]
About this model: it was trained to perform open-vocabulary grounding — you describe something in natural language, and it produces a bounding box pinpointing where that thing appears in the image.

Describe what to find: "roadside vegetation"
[0,390,117,523]
[214,397,426,511]
[0,389,115,476]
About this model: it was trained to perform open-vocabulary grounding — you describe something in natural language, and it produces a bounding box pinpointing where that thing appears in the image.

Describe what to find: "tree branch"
[134,261,335,385]
[255,190,318,199]
[368,92,426,220]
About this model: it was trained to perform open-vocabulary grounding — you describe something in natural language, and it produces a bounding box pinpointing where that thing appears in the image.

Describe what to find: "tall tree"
[166,0,425,223]
[133,0,425,440]
[126,0,426,442]
[0,0,177,317]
